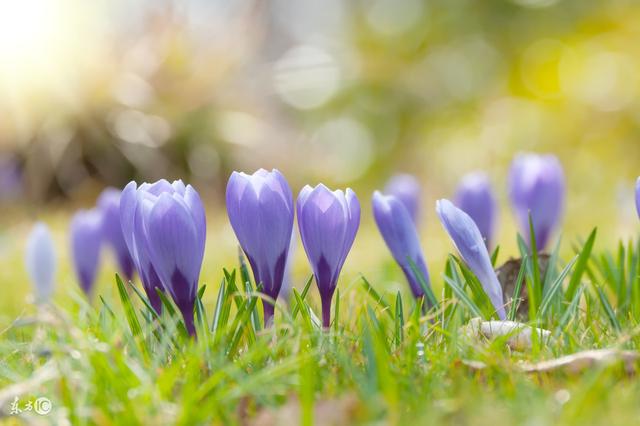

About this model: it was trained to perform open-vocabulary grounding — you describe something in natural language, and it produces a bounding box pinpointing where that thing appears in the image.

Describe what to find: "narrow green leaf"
[115,274,143,338]
[565,228,597,301]
[291,275,314,320]
[507,255,528,321]
[211,277,227,333]
[361,275,393,318]
[394,291,404,347]
[490,245,500,268]
[407,257,439,309]
[539,255,578,318]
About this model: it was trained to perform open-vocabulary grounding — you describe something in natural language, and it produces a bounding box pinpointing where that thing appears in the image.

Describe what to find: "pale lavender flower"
[436,199,506,319]
[508,153,565,251]
[70,209,103,296]
[297,184,360,328]
[372,191,431,300]
[226,169,294,325]
[454,172,497,249]
[121,180,206,335]
[384,174,421,224]
[25,222,57,303]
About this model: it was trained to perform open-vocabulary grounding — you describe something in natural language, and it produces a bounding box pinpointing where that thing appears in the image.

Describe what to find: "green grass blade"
[538,255,578,318]
[115,274,143,338]
[565,228,597,301]
[361,275,393,317]
[507,255,528,321]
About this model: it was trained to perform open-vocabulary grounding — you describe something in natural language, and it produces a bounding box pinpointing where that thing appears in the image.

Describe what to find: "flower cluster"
[28,152,640,336]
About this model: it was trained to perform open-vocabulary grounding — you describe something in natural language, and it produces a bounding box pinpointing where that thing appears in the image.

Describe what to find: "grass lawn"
[2,218,640,426]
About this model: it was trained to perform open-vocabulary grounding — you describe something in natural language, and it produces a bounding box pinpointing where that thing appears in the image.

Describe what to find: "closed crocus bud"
[98,188,135,281]
[120,181,171,314]
[436,199,506,320]
[297,184,360,328]
[372,191,431,300]
[226,169,295,325]
[508,153,565,251]
[635,177,640,219]
[385,174,421,224]
[454,172,497,249]
[70,209,103,296]
[123,180,206,335]
[25,223,57,303]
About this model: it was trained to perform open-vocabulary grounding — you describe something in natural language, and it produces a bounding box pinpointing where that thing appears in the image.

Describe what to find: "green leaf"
[442,274,483,319]
[291,275,314,320]
[394,291,404,348]
[565,228,597,301]
[507,255,528,321]
[595,285,621,331]
[115,274,143,338]
[490,245,500,268]
[538,255,578,319]
[407,257,439,309]
[361,275,393,318]
[211,277,227,334]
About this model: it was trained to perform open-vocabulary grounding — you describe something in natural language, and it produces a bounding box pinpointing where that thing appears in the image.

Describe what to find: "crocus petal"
[436,199,505,319]
[226,169,294,324]
[70,209,103,296]
[98,187,135,280]
[508,153,565,251]
[454,172,497,249]
[144,194,201,307]
[297,184,360,327]
[25,222,57,303]
[384,173,421,224]
[372,191,430,299]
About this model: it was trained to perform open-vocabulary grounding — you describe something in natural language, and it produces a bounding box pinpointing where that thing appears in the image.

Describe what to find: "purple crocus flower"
[454,172,497,249]
[508,153,565,251]
[436,199,506,320]
[384,174,421,224]
[635,177,640,219]
[70,209,103,296]
[98,188,135,281]
[25,222,57,303]
[372,191,431,300]
[121,181,168,314]
[226,169,294,325]
[121,180,206,335]
[297,184,360,328]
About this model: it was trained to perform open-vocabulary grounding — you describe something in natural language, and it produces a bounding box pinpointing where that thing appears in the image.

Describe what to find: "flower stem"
[263,302,275,327]
[321,297,332,329]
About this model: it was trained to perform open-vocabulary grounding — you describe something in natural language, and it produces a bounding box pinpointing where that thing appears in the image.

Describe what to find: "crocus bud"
[384,174,421,224]
[436,199,505,319]
[508,153,565,251]
[70,209,103,296]
[372,191,431,300]
[25,222,56,303]
[454,172,497,249]
[98,188,135,281]
[635,177,640,219]
[226,169,294,325]
[297,184,360,328]
[122,180,205,335]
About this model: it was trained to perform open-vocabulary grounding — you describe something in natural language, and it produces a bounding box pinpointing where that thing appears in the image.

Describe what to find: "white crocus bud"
[25,222,57,303]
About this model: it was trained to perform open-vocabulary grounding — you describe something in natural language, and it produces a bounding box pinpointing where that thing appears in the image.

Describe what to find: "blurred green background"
[0,0,639,322]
